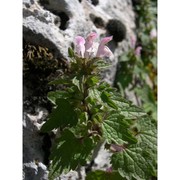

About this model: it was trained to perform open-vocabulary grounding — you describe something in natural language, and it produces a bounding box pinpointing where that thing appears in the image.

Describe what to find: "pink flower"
[74,33,113,58]
[96,36,113,58]
[85,32,98,51]
[130,35,136,49]
[135,46,142,57]
[74,36,85,58]
[106,166,113,173]
[84,32,98,58]
[99,46,113,57]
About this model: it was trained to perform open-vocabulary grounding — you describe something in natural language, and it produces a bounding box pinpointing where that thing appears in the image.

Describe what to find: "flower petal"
[96,45,113,58]
[85,32,98,50]
[84,32,98,58]
[100,36,113,45]
[135,46,142,57]
[85,42,99,57]
[130,35,136,49]
[96,36,113,57]
[75,36,85,57]
[103,46,113,57]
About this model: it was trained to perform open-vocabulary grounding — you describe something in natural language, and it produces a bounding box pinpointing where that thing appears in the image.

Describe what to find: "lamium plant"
[115,0,157,121]
[41,32,157,180]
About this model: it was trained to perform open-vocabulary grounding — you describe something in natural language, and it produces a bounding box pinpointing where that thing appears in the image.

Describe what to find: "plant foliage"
[41,46,157,179]
[115,0,157,120]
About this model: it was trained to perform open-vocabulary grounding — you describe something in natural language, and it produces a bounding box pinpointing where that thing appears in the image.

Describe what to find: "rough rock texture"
[23,0,136,84]
[23,107,49,180]
[23,0,136,179]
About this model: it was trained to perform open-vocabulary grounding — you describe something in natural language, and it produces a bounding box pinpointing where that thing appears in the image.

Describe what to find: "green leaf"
[47,91,70,104]
[111,116,157,180]
[93,58,111,69]
[100,93,146,122]
[101,91,118,109]
[87,88,103,106]
[102,112,137,145]
[110,95,147,119]
[115,68,133,89]
[135,86,157,120]
[120,105,147,120]
[86,76,100,87]
[86,170,125,180]
[136,116,157,154]
[49,129,95,177]
[72,76,81,91]
[41,99,78,132]
[68,47,75,58]
[48,78,70,85]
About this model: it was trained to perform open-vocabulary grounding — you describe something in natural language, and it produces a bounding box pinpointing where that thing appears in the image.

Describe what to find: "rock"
[23,0,136,84]
[23,0,136,179]
[23,162,49,180]
[58,171,79,180]
[23,108,50,180]
[92,147,111,171]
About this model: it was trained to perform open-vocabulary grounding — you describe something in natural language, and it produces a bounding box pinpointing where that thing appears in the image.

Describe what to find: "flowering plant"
[115,0,157,120]
[74,32,113,58]
[41,33,157,180]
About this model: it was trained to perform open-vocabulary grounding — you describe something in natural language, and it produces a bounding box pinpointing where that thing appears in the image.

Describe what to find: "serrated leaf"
[111,95,147,119]
[41,99,78,132]
[102,112,137,145]
[101,91,118,109]
[86,76,100,87]
[87,88,103,106]
[49,129,95,176]
[86,170,125,180]
[111,116,157,180]
[94,59,111,69]
[136,116,157,152]
[121,106,147,120]
[47,91,70,104]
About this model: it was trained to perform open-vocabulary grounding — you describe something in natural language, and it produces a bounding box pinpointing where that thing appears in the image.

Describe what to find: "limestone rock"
[23,162,48,180]
[23,0,136,84]
[23,108,49,180]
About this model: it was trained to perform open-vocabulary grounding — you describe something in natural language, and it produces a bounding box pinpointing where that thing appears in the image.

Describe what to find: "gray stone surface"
[23,0,136,84]
[91,141,112,171]
[23,108,49,180]
[23,162,49,180]
[23,0,136,179]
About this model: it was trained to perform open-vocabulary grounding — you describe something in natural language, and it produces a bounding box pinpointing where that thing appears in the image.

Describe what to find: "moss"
[23,40,69,110]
